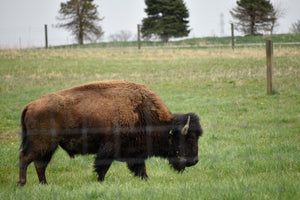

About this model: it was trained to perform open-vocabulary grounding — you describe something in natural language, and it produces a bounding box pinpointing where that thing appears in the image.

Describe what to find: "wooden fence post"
[44,24,48,49]
[266,40,274,95]
[231,23,235,50]
[137,24,141,50]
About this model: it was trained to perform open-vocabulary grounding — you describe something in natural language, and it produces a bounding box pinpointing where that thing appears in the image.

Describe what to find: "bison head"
[168,113,203,172]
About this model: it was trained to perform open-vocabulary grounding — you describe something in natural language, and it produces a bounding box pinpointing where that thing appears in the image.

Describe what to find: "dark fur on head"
[168,113,203,172]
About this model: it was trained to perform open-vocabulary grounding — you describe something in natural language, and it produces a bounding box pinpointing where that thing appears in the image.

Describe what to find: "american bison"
[17,80,203,186]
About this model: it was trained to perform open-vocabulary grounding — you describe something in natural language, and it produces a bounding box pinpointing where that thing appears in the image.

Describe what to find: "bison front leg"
[127,160,148,180]
[94,157,113,182]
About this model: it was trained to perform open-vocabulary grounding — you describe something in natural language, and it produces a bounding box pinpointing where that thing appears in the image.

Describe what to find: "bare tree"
[57,0,104,45]
[290,20,300,33]
[269,0,286,35]
[109,30,133,42]
[230,0,282,35]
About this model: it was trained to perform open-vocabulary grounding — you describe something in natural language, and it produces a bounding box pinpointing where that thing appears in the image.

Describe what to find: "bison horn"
[181,115,190,135]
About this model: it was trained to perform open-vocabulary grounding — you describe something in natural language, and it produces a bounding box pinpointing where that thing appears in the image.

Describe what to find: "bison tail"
[20,106,28,150]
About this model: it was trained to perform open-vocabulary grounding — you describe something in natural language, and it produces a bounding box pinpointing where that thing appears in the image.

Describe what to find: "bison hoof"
[40,180,48,185]
[97,177,105,182]
[16,181,25,187]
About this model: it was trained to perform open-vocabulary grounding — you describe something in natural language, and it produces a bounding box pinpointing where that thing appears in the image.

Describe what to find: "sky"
[0,0,299,48]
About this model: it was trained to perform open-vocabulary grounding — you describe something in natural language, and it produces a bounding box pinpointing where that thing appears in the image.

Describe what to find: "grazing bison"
[17,80,203,186]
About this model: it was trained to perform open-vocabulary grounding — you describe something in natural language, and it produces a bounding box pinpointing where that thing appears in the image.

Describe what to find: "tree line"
[57,0,299,45]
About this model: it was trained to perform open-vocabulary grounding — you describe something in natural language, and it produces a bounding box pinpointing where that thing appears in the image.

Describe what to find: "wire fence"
[1,25,300,49]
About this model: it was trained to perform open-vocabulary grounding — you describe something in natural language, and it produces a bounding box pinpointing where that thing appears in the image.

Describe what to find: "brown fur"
[17,80,202,186]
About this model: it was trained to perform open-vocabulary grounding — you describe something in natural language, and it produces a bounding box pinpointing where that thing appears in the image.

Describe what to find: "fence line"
[131,42,300,50]
[1,25,300,49]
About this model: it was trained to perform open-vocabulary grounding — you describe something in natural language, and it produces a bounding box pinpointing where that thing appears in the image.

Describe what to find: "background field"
[0,43,299,199]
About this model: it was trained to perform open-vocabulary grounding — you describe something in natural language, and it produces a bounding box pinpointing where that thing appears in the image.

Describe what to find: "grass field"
[0,45,299,199]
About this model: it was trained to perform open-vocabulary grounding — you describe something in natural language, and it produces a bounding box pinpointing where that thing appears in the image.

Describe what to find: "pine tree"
[230,0,275,35]
[57,0,103,45]
[142,0,190,42]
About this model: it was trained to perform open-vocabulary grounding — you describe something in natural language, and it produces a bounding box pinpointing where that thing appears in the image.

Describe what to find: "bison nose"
[194,157,199,164]
[186,156,198,167]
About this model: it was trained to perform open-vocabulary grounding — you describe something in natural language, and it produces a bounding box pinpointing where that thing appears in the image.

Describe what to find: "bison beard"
[17,81,203,186]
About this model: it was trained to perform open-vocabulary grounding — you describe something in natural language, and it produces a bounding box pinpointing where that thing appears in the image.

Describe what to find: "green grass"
[0,45,299,199]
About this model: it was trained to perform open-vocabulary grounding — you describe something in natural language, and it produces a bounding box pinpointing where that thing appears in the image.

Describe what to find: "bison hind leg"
[17,150,34,186]
[127,160,148,180]
[34,147,58,185]
[18,143,58,186]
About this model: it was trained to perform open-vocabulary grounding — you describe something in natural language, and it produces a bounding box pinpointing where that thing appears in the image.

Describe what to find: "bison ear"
[181,115,190,135]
